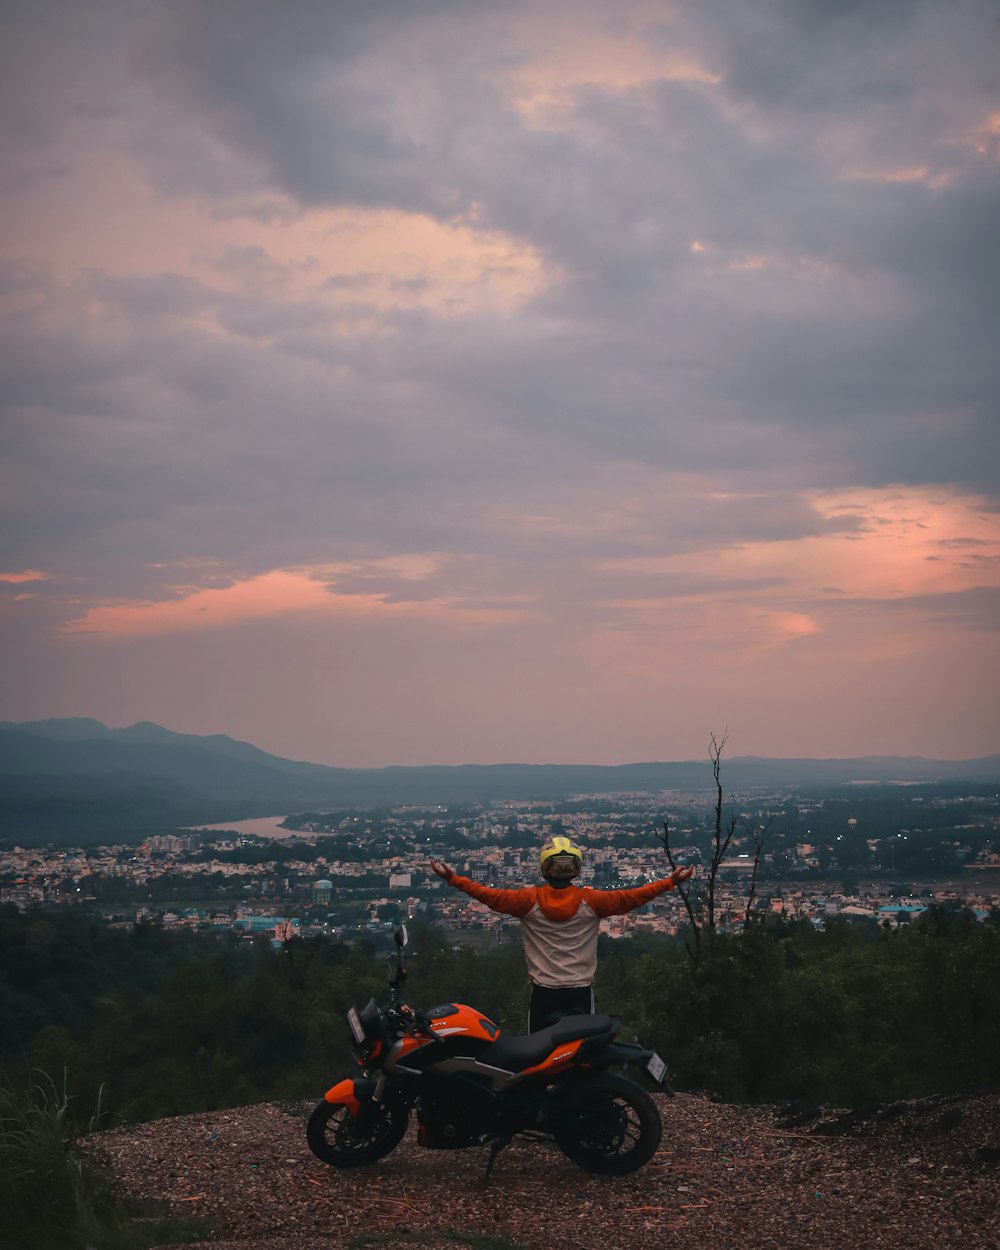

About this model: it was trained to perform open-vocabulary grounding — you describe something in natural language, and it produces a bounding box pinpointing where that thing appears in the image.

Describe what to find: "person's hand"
[671,863,695,886]
[429,859,454,882]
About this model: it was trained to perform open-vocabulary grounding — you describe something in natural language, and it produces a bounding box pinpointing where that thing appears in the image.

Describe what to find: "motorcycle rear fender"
[597,1042,653,1068]
[323,1076,377,1117]
[590,1041,675,1092]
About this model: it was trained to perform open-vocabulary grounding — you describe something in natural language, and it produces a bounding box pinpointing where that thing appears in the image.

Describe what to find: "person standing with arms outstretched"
[431,835,694,1032]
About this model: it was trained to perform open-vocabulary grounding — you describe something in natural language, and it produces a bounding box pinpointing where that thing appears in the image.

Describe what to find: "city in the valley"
[3,783,999,942]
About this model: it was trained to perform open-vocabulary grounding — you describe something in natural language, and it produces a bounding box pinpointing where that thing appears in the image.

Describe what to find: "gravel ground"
[80,1091,1000,1250]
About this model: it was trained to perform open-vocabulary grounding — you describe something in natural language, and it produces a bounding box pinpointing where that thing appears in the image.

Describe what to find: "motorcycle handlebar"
[413,1009,435,1034]
[390,1003,435,1037]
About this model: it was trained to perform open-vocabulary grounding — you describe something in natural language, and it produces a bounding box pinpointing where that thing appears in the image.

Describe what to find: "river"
[185,815,303,840]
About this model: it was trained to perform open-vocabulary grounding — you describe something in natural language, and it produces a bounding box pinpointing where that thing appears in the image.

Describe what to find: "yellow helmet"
[539,834,582,881]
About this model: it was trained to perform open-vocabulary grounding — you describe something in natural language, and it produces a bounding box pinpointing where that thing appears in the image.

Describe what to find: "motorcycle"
[307,925,669,1177]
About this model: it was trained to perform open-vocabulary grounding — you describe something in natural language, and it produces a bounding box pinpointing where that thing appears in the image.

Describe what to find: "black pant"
[528,982,595,1033]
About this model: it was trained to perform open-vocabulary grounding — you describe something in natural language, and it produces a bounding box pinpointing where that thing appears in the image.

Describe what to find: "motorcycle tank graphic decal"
[430,1003,499,1041]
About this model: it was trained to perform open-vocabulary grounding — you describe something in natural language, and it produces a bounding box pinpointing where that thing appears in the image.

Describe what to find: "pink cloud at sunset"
[970,112,1000,159]
[60,565,533,639]
[606,487,1000,605]
[504,9,720,127]
[61,570,334,637]
[6,163,549,320]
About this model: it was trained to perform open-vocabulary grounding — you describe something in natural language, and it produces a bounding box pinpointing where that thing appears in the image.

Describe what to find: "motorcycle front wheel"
[307,1097,409,1167]
[551,1073,662,1175]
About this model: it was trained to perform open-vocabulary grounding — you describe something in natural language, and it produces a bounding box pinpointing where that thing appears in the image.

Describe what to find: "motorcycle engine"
[416,1083,492,1149]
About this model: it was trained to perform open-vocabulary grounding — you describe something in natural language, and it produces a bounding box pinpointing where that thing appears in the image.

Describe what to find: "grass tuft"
[0,1069,204,1250]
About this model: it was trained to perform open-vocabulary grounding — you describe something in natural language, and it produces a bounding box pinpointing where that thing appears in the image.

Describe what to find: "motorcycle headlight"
[347,1005,365,1045]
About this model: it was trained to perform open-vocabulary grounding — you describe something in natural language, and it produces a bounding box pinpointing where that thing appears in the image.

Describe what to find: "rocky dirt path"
[81,1092,1000,1250]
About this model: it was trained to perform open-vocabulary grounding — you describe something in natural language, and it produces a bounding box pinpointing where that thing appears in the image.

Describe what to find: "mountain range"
[2,717,998,844]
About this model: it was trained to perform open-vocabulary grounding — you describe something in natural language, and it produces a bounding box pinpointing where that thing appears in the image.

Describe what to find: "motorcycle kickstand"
[482,1134,512,1182]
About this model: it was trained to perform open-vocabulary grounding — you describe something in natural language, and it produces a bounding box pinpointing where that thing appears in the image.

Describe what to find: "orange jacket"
[444,873,682,988]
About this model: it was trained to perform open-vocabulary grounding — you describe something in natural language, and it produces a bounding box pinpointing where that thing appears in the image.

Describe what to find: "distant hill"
[1,717,998,844]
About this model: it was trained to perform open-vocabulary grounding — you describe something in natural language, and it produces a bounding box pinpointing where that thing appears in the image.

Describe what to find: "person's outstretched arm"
[585,865,695,918]
[430,859,536,917]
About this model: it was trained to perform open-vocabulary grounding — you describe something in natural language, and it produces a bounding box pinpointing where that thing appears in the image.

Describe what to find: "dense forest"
[2,901,999,1131]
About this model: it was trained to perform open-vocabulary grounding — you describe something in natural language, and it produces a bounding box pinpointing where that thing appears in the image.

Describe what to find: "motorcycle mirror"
[394,924,408,949]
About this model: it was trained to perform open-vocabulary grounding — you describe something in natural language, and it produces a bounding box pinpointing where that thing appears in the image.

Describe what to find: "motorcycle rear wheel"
[307,1097,409,1167]
[551,1073,662,1175]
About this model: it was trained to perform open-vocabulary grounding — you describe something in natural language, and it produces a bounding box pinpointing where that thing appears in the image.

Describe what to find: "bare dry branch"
[660,817,701,968]
[744,812,775,930]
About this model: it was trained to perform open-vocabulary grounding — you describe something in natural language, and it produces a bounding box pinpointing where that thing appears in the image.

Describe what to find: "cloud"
[1,0,998,761]
[133,0,521,214]
[59,558,536,638]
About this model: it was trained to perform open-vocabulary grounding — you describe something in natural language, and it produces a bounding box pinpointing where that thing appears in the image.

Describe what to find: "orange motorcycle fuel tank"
[426,1003,501,1043]
[384,1003,501,1071]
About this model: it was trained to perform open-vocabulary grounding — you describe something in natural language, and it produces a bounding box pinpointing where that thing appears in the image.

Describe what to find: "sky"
[2,0,999,768]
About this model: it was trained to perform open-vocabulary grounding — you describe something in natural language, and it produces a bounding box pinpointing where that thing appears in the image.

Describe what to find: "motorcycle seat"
[476,1013,618,1073]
